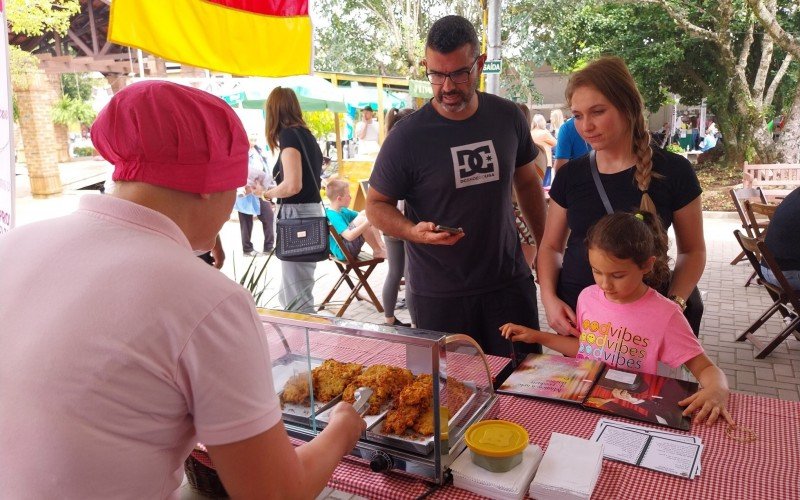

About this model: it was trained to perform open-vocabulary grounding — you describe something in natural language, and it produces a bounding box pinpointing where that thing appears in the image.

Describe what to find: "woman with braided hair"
[537,56,706,338]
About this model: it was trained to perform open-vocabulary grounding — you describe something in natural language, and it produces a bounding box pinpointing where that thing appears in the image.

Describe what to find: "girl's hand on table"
[500,323,539,344]
[679,385,733,426]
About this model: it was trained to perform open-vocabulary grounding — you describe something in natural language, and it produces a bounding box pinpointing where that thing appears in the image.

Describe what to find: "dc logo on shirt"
[450,140,499,189]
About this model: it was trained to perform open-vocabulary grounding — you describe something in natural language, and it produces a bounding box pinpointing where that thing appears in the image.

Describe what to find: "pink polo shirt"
[573,285,704,375]
[0,195,281,498]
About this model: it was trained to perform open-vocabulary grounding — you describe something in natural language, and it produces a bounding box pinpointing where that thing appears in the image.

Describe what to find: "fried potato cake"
[313,359,364,402]
[383,374,434,435]
[280,359,363,406]
[343,364,414,415]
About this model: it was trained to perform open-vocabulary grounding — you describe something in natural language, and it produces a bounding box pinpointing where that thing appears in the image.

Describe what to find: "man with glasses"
[367,15,547,359]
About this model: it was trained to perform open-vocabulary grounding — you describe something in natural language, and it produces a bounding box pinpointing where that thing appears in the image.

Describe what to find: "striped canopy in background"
[109,0,312,77]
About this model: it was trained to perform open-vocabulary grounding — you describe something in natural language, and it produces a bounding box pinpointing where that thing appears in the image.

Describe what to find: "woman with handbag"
[262,87,326,313]
[537,56,706,337]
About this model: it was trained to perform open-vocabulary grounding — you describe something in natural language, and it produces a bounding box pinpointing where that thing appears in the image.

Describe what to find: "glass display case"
[261,310,500,484]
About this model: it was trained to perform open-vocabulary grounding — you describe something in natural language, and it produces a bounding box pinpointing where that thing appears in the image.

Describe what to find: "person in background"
[537,56,706,339]
[762,186,800,290]
[531,113,557,187]
[0,81,365,499]
[513,103,540,270]
[503,212,731,425]
[382,107,416,327]
[367,15,547,358]
[235,133,275,256]
[550,108,565,140]
[552,116,591,172]
[355,104,381,154]
[262,87,326,313]
[325,179,387,260]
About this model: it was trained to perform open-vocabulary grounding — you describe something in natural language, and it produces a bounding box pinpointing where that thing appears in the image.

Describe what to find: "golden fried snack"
[280,372,311,405]
[280,359,363,406]
[343,365,414,415]
[413,408,435,436]
[312,359,363,402]
[383,374,434,435]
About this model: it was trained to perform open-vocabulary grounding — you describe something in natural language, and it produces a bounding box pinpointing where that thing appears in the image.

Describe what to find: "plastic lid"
[465,420,529,458]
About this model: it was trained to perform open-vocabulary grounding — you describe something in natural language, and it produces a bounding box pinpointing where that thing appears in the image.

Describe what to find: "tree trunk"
[775,87,800,163]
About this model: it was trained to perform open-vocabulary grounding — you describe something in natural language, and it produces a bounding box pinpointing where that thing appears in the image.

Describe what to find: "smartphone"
[434,225,464,234]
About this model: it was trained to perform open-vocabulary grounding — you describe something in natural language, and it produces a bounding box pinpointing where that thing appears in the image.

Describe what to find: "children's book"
[497,353,605,403]
[582,367,698,431]
[498,354,699,431]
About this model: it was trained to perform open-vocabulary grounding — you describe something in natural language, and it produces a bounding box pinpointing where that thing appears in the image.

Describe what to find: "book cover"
[497,353,604,403]
[582,367,698,431]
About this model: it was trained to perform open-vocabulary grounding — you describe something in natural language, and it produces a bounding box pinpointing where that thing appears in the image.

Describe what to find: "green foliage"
[302,111,345,140]
[9,45,40,90]
[6,0,80,36]
[51,96,96,126]
[61,73,98,101]
[665,143,684,154]
[72,146,96,157]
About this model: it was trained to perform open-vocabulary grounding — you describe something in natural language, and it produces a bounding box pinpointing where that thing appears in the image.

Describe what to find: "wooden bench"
[743,162,800,201]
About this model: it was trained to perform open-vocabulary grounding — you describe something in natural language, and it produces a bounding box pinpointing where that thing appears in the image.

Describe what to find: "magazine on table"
[496,353,605,403]
[498,354,698,431]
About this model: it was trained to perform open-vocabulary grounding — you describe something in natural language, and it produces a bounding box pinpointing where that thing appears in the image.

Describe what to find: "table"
[325,392,800,500]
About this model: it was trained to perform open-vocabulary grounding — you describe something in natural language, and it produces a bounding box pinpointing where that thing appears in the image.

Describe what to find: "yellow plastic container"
[464,420,529,472]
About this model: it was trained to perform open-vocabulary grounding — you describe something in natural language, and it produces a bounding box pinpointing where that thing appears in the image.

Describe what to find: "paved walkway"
[11,181,800,402]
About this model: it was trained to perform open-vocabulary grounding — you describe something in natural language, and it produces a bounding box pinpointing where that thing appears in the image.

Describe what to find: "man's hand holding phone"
[408,222,465,245]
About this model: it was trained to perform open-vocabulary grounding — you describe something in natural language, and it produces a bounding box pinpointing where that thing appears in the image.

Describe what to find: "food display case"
[261,310,501,484]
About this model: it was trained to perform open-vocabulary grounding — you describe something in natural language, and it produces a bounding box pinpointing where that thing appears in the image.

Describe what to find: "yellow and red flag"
[109,0,312,77]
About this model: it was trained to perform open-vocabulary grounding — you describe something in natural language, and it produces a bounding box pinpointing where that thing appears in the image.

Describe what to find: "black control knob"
[369,451,393,473]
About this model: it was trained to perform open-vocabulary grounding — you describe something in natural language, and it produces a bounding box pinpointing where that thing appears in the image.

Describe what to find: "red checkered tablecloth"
[323,392,800,500]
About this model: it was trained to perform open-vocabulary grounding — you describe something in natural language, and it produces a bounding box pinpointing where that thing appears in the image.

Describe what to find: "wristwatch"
[669,295,687,311]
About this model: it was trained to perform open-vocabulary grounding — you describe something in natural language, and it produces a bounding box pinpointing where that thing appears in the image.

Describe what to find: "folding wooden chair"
[734,230,800,358]
[317,224,385,317]
[729,187,768,285]
[743,200,777,239]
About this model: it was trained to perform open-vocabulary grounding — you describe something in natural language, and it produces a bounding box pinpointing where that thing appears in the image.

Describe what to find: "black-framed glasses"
[425,57,480,85]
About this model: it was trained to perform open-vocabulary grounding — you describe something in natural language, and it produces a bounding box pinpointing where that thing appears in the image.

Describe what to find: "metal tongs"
[352,386,374,417]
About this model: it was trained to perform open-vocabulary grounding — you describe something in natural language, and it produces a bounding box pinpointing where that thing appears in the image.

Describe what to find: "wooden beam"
[67,29,94,56]
[99,41,112,56]
[53,32,63,57]
[88,0,99,55]
[314,71,410,88]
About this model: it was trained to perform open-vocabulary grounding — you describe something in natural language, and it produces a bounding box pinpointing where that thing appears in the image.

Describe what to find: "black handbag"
[589,151,703,336]
[274,129,330,263]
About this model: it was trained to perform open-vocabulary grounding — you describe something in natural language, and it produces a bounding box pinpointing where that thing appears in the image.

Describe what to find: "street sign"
[483,59,502,74]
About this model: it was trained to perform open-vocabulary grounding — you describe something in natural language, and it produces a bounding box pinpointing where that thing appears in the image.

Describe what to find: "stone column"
[14,70,62,197]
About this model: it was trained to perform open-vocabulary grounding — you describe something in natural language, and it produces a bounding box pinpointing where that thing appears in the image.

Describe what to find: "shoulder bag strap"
[589,150,614,215]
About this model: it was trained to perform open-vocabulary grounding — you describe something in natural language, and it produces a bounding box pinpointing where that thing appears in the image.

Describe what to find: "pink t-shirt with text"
[573,285,704,374]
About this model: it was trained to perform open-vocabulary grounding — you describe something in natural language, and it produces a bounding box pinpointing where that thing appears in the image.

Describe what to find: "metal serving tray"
[273,358,342,425]
[365,390,477,455]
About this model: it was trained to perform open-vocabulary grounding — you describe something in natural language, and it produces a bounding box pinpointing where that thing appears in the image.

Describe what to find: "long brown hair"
[265,87,308,151]
[586,211,670,289]
[385,107,414,135]
[566,56,658,214]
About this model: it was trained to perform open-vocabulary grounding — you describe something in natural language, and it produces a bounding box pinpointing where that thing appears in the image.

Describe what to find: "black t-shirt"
[549,148,702,309]
[764,186,800,271]
[272,127,323,204]
[369,92,537,297]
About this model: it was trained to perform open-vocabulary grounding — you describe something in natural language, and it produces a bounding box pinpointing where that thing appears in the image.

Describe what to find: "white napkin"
[450,445,544,500]
[530,433,603,500]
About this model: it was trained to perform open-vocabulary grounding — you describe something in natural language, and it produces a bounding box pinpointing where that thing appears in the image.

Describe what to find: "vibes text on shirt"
[576,318,649,370]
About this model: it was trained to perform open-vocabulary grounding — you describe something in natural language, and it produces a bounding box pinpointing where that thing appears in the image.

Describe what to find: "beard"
[435,81,477,114]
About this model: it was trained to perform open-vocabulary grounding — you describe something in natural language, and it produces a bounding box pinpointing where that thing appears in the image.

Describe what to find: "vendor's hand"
[327,402,367,451]
[541,294,579,336]
[409,221,465,246]
[500,323,538,344]
[679,386,733,426]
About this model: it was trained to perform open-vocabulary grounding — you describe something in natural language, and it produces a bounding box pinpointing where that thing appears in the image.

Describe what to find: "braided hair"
[565,56,660,214]
[586,211,671,289]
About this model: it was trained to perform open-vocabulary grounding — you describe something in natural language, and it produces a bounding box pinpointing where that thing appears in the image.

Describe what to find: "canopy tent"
[339,86,408,111]
[213,76,347,113]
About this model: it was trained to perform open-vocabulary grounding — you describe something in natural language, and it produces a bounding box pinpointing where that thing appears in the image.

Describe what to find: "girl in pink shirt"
[502,211,732,425]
